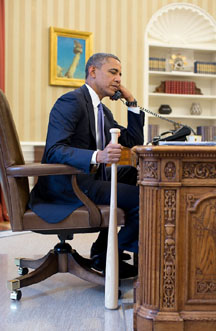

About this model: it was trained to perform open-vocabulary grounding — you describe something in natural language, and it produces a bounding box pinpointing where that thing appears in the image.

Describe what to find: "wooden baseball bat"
[105,128,120,309]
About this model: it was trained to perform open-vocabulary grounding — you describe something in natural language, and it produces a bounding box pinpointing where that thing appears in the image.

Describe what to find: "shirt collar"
[85,83,101,108]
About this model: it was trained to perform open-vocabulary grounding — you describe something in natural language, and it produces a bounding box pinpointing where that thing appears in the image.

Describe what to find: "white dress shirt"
[85,83,140,164]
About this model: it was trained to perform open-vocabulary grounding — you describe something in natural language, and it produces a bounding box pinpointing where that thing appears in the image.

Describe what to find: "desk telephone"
[110,90,194,145]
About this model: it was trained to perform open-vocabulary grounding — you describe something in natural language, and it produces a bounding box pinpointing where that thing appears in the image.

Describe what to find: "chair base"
[8,242,105,299]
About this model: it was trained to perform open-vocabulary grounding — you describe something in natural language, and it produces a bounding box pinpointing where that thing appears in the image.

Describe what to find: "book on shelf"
[165,80,195,94]
[148,124,159,143]
[194,61,216,75]
[149,57,166,71]
[197,126,216,141]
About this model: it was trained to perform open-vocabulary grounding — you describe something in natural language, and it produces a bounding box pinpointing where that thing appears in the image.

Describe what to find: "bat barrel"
[105,128,120,309]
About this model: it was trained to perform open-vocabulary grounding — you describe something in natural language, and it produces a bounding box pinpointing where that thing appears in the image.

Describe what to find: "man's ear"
[88,65,96,78]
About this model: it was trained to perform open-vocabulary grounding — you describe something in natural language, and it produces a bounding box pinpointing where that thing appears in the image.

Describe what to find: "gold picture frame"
[49,27,93,87]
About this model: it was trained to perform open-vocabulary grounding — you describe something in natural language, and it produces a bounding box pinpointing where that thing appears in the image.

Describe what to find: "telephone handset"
[110,90,194,144]
[110,90,122,100]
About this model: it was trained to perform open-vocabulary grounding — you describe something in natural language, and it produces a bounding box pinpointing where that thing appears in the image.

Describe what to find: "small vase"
[190,103,202,115]
[158,104,172,114]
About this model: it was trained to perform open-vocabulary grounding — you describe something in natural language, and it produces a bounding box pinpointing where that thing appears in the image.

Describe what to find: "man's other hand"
[96,142,122,164]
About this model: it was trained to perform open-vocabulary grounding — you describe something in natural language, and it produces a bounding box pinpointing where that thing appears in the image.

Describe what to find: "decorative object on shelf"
[154,81,202,95]
[158,105,172,115]
[194,84,202,95]
[154,81,165,93]
[194,61,216,75]
[169,53,186,71]
[187,135,202,142]
[190,103,202,116]
[167,49,194,72]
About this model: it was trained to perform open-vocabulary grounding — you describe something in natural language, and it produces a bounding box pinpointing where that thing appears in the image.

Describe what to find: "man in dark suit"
[29,53,144,278]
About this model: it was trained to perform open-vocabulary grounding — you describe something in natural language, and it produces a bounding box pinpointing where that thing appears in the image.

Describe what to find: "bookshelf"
[143,3,216,144]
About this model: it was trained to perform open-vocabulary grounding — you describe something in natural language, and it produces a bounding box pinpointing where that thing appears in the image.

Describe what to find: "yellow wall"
[5,0,216,142]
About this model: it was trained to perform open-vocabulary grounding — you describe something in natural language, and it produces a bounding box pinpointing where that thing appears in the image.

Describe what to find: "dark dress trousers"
[29,85,144,252]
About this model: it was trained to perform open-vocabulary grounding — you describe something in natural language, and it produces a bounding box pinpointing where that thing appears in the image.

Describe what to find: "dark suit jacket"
[29,85,144,223]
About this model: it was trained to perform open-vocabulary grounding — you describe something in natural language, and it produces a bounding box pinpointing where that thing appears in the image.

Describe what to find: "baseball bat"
[105,128,120,309]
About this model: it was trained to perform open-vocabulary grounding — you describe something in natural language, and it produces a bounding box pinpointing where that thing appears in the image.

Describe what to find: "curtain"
[0,0,5,92]
[0,0,8,222]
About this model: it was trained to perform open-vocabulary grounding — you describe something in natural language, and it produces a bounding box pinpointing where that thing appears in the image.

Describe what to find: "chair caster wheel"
[118,289,122,299]
[18,267,29,275]
[10,290,22,301]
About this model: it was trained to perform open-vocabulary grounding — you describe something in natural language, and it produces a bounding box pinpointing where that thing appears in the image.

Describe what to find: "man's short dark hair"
[85,53,120,79]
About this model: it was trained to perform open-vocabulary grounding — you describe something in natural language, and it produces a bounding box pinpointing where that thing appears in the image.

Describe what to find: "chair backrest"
[0,90,29,230]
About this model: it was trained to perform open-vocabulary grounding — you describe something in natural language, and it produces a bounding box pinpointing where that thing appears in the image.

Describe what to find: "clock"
[169,53,187,71]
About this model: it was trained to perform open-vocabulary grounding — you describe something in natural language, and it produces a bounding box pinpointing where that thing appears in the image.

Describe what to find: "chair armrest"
[6,163,84,177]
[6,162,102,227]
[71,175,102,227]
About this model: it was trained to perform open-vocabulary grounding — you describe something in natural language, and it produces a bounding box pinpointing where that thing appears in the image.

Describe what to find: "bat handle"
[105,128,120,309]
[110,128,120,144]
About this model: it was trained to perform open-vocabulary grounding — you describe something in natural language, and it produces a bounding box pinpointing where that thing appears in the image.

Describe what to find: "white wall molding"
[21,141,45,163]
[146,3,216,46]
[20,142,45,189]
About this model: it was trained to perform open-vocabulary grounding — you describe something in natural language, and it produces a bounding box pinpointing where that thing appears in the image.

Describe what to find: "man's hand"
[96,142,122,164]
[118,85,135,103]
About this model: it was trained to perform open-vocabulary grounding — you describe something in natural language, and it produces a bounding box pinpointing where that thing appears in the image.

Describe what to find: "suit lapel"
[102,104,110,146]
[80,85,96,143]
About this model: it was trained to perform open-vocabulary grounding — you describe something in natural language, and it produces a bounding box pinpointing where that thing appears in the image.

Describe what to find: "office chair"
[0,89,125,301]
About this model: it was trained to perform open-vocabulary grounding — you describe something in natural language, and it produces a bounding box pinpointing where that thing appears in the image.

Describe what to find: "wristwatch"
[126,99,137,107]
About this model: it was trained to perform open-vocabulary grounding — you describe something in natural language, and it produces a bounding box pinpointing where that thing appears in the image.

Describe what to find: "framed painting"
[49,27,93,87]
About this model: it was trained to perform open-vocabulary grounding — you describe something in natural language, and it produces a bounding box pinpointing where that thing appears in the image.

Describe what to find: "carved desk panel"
[133,146,216,331]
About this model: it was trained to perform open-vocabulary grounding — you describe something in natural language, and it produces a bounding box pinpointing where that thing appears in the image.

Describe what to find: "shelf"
[147,114,216,120]
[145,3,216,144]
[149,93,216,100]
[149,71,216,79]
[148,42,216,52]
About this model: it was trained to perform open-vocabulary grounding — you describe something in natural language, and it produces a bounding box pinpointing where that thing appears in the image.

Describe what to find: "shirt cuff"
[91,150,98,164]
[128,106,140,114]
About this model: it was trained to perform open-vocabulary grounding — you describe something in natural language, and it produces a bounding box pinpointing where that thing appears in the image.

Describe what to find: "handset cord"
[120,99,196,134]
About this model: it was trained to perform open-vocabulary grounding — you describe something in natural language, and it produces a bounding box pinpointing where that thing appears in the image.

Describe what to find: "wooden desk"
[133,145,216,331]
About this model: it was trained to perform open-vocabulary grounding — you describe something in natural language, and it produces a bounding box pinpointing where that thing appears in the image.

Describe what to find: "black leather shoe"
[91,254,106,272]
[119,260,138,279]
[90,243,131,261]
[91,255,138,279]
